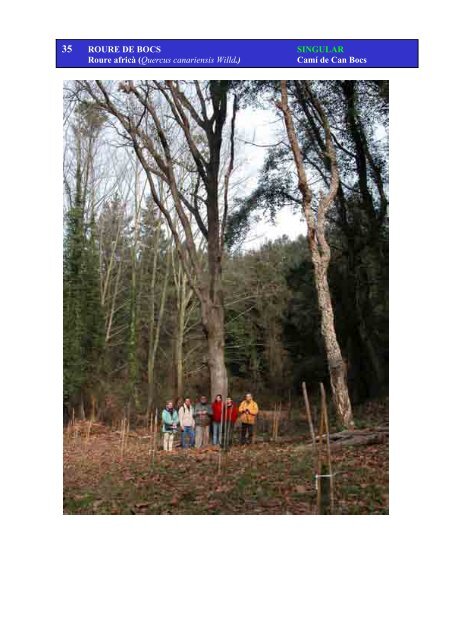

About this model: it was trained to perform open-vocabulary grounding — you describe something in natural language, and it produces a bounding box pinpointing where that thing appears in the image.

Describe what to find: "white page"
[1,4,449,639]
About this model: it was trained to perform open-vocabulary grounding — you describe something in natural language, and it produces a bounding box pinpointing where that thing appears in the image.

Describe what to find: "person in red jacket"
[211,394,224,445]
[223,397,239,449]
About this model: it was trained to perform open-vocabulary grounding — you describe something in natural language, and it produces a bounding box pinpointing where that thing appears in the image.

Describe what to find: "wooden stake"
[276,402,282,441]
[120,416,126,460]
[71,408,76,440]
[85,420,92,446]
[275,402,278,441]
[150,413,154,464]
[272,403,277,441]
[223,400,230,453]
[302,382,319,513]
[151,408,158,466]
[316,396,325,515]
[320,383,335,513]
[218,400,225,475]
[156,408,159,457]
[302,382,316,452]
[74,419,80,443]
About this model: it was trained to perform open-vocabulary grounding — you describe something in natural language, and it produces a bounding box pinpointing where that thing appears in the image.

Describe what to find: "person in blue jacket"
[161,400,179,451]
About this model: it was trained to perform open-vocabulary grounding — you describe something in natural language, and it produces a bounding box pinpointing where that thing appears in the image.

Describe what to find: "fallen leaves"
[63,416,388,515]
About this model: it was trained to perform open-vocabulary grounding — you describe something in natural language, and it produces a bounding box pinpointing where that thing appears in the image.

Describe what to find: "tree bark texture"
[279,80,355,429]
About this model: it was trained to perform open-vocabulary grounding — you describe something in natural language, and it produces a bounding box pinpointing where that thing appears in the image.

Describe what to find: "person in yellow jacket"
[238,393,259,445]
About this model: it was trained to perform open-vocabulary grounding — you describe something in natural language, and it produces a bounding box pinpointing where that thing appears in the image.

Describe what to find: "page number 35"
[62,45,72,53]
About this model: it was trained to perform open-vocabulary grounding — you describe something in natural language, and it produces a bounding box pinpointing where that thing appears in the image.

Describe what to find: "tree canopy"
[63,80,388,423]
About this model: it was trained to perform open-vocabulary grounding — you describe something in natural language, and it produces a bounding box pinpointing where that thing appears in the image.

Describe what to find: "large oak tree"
[78,80,238,399]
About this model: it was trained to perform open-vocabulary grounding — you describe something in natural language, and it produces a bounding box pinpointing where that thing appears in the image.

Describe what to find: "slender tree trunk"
[279,80,354,429]
[146,219,160,412]
[147,245,171,413]
[174,282,186,399]
[175,325,184,398]
[128,245,138,407]
[129,164,146,410]
[315,259,354,429]
[171,244,193,399]
[312,256,353,428]
[105,261,121,344]
[79,396,86,421]
[294,80,386,400]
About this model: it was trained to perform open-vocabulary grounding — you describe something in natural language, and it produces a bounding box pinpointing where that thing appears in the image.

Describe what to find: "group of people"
[161,393,259,452]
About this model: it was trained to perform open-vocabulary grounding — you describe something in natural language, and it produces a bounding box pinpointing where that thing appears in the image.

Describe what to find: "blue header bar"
[56,39,418,69]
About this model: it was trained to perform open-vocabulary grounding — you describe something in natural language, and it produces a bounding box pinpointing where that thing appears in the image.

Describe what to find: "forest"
[63,80,388,515]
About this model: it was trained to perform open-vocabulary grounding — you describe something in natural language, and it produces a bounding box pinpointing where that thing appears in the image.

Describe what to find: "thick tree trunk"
[202,300,228,399]
[207,333,228,400]
[200,174,228,399]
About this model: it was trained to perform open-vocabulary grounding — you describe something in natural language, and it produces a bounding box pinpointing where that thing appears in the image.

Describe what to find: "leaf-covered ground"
[64,404,388,515]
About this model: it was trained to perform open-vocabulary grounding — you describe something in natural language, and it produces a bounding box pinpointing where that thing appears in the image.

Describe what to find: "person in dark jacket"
[222,397,239,449]
[194,395,212,448]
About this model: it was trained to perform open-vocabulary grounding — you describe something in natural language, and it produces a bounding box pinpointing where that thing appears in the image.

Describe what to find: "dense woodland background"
[63,80,388,423]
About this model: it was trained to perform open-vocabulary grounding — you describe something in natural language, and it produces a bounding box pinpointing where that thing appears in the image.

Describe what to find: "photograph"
[63,79,389,515]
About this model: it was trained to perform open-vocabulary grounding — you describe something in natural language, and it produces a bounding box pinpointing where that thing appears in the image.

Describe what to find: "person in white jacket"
[178,398,195,449]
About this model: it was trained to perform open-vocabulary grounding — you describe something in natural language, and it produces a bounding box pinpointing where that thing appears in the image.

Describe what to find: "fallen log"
[312,428,388,448]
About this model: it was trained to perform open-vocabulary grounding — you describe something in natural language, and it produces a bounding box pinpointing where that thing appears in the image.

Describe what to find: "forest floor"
[63,399,388,515]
